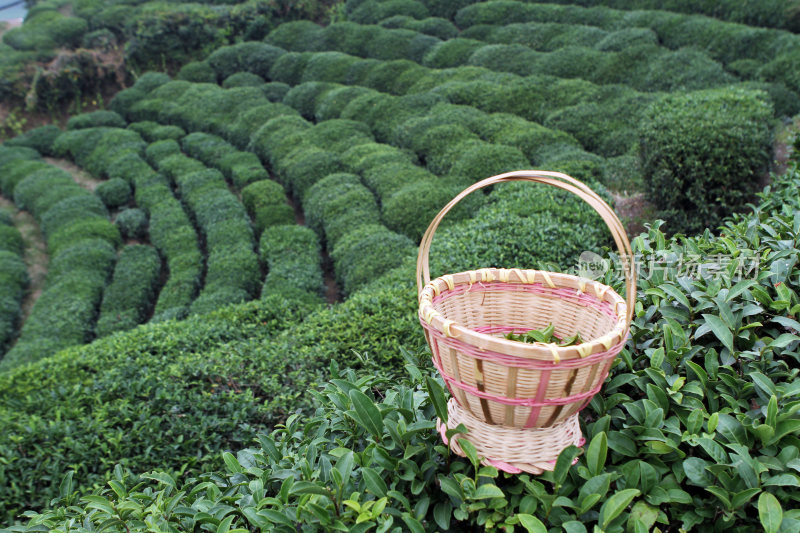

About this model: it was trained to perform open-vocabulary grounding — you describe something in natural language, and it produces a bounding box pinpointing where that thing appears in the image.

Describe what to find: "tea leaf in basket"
[505,323,584,347]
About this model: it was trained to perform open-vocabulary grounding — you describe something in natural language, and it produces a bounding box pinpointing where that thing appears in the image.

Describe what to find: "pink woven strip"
[424,323,626,370]
[432,358,603,407]
[524,370,551,428]
[432,282,617,319]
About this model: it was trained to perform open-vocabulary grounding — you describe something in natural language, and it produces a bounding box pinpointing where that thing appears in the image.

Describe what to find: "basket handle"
[416,170,637,326]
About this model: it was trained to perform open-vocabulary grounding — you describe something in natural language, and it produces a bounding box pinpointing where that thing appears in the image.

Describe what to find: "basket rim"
[418,267,628,362]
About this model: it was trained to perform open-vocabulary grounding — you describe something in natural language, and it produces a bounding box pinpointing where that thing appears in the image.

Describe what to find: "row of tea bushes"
[247,113,417,295]
[454,1,800,97]
[512,0,800,32]
[127,120,186,143]
[95,244,162,336]
[240,179,296,237]
[2,9,87,52]
[0,147,120,371]
[181,132,268,190]
[0,207,28,357]
[58,124,203,322]
[147,143,261,315]
[259,224,325,301]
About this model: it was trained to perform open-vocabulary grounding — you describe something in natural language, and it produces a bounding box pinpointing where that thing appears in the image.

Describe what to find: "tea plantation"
[0,0,798,530]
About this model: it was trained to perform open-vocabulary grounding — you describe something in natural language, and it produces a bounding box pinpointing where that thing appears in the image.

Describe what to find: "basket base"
[437,399,585,474]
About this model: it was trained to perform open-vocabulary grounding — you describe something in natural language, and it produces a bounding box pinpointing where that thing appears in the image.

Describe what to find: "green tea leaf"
[349,389,384,440]
[517,514,547,533]
[701,314,734,353]
[586,431,608,477]
[362,467,388,498]
[598,489,640,529]
[758,492,783,533]
[473,484,505,500]
[425,376,449,424]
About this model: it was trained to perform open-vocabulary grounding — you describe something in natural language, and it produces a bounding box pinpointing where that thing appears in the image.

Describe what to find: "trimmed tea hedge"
[639,87,774,235]
[0,214,27,357]
[240,179,295,237]
[259,224,325,299]
[95,244,162,336]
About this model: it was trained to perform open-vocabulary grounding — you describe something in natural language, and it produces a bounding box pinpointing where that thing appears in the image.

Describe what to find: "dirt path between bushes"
[0,196,49,325]
[45,157,104,191]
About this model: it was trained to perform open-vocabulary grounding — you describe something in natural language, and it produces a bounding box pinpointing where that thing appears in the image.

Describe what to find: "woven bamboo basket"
[417,171,635,473]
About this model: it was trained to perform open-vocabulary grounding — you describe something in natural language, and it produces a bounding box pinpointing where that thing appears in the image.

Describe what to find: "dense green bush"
[176,60,216,83]
[182,132,268,189]
[95,178,132,209]
[95,244,162,336]
[283,81,338,119]
[2,10,87,51]
[639,88,774,235]
[303,172,381,248]
[0,213,28,356]
[225,102,299,149]
[222,71,265,88]
[115,207,148,240]
[66,110,126,130]
[240,179,295,236]
[207,41,288,80]
[259,224,324,297]
[331,224,415,295]
[4,125,62,156]
[314,85,374,121]
[277,147,346,200]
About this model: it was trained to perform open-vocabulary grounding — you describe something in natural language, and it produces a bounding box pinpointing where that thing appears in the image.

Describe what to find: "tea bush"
[127,121,186,143]
[259,224,325,298]
[240,179,295,237]
[115,207,148,240]
[331,224,415,295]
[66,110,126,130]
[0,215,27,356]
[349,0,430,24]
[95,178,132,209]
[639,88,774,235]
[303,172,382,248]
[176,60,216,83]
[95,244,162,336]
[3,125,62,156]
[222,71,265,88]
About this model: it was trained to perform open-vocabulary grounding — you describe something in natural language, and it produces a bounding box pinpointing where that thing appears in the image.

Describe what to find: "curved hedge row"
[259,224,325,300]
[149,146,261,315]
[0,149,119,371]
[56,119,202,322]
[181,132,268,189]
[241,179,295,237]
[2,9,87,51]
[0,208,28,357]
[95,244,162,337]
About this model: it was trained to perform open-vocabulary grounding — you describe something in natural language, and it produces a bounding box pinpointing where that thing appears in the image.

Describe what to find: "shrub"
[595,27,658,51]
[0,224,23,256]
[268,51,313,85]
[303,172,381,247]
[145,139,182,166]
[95,244,162,337]
[95,178,131,209]
[225,103,299,149]
[66,110,126,130]
[331,224,415,295]
[362,161,433,198]
[277,147,346,200]
[222,72,265,88]
[4,125,62,156]
[283,81,338,119]
[46,217,121,257]
[639,88,774,234]
[341,142,415,175]
[264,20,324,52]
[176,60,216,83]
[261,81,291,102]
[362,59,427,94]
[382,177,481,240]
[115,208,148,240]
[422,38,484,68]
[241,180,295,236]
[259,224,324,296]
[300,51,360,83]
[315,86,373,121]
